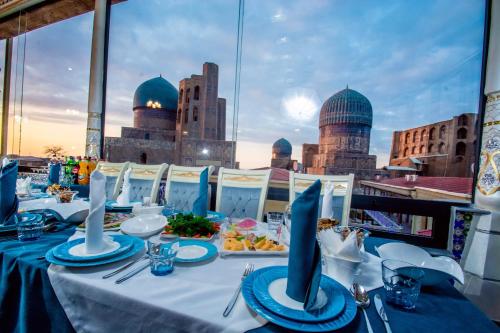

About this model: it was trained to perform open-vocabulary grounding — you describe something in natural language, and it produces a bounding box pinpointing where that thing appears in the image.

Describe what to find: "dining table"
[0,219,498,333]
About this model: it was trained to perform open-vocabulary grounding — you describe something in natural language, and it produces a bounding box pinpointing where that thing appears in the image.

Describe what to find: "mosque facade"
[302,86,377,180]
[104,62,235,168]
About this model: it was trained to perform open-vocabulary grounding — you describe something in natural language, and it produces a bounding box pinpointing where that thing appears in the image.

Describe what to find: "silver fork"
[223,263,254,317]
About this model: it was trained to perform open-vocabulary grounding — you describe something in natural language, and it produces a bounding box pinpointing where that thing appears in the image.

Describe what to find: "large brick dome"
[319,87,373,128]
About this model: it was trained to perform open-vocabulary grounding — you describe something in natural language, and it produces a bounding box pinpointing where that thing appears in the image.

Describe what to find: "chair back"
[127,163,168,203]
[289,172,354,225]
[164,165,215,212]
[95,161,129,200]
[216,168,271,221]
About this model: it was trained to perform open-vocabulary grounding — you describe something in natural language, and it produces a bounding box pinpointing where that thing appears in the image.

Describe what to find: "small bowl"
[121,214,167,238]
[53,191,79,203]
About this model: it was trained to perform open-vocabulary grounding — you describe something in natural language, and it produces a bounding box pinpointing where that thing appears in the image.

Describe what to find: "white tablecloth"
[48,226,382,333]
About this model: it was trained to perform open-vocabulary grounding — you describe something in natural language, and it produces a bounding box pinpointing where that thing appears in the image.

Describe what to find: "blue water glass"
[163,202,176,217]
[147,237,179,276]
[382,259,425,310]
[17,215,44,241]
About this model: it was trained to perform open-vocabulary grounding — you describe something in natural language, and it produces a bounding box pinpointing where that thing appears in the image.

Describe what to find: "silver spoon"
[351,282,374,333]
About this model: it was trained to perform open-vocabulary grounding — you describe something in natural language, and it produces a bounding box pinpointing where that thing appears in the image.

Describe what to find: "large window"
[104,0,238,166]
[5,12,93,159]
[236,0,485,236]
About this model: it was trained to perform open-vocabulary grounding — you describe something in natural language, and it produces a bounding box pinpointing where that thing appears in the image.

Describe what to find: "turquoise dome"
[319,87,373,127]
[272,138,292,156]
[133,76,178,110]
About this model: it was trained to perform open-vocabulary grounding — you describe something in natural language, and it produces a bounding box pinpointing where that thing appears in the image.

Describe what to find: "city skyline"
[3,0,485,169]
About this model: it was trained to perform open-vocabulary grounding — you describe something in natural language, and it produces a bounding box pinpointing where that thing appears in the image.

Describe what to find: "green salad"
[163,213,220,238]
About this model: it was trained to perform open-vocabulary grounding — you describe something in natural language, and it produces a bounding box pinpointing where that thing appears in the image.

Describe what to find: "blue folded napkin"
[286,179,322,311]
[192,168,208,217]
[0,160,19,226]
[48,163,61,185]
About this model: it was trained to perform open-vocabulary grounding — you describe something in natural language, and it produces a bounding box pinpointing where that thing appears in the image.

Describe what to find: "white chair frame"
[289,172,355,226]
[164,165,215,205]
[216,168,272,221]
[128,163,168,203]
[95,161,129,200]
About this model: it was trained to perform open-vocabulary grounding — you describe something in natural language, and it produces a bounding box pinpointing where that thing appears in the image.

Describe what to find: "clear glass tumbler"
[267,212,284,240]
[17,214,44,241]
[147,236,179,276]
[381,259,425,310]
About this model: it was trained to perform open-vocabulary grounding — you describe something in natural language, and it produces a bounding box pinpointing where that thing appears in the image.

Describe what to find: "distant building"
[271,138,296,170]
[389,113,477,178]
[104,63,235,168]
[302,86,377,180]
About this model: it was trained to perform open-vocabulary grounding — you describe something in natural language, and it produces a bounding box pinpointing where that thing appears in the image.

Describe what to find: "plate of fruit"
[161,213,220,241]
[221,225,288,256]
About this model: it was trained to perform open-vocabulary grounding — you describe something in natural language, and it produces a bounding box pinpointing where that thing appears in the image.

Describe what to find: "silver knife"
[374,294,392,333]
[115,261,150,284]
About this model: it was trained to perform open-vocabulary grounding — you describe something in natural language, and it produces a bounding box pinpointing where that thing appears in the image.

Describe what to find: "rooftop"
[375,176,473,194]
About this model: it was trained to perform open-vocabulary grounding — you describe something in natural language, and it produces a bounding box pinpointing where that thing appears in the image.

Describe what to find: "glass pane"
[238,0,485,236]
[5,12,93,161]
[104,0,238,168]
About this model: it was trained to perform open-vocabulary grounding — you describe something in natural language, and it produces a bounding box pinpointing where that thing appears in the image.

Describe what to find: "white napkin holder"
[319,228,365,286]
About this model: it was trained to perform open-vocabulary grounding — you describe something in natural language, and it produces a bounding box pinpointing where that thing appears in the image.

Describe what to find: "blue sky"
[6,0,485,168]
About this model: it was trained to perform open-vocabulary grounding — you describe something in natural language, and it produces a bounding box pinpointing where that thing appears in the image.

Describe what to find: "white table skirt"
[48,227,382,333]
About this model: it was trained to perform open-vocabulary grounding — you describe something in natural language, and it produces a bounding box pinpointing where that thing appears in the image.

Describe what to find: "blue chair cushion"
[129,179,155,203]
[219,187,262,220]
[105,176,117,200]
[168,181,200,212]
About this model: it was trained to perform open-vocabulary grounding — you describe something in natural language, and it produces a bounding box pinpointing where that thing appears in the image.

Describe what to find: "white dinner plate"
[120,215,167,238]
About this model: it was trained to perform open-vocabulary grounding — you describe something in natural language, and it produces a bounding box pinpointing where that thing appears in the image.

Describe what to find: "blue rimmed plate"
[0,212,43,234]
[45,236,144,267]
[252,266,345,322]
[105,200,141,212]
[206,211,225,222]
[18,212,43,223]
[242,266,357,332]
[175,240,218,263]
[52,235,135,262]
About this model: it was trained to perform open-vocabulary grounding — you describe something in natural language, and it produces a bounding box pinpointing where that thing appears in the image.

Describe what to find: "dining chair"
[164,165,215,212]
[95,161,129,200]
[216,168,272,221]
[126,163,168,204]
[289,172,355,225]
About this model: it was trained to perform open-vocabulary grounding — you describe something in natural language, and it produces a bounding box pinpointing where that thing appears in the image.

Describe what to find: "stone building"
[271,138,296,170]
[302,86,377,180]
[104,63,235,168]
[389,113,477,177]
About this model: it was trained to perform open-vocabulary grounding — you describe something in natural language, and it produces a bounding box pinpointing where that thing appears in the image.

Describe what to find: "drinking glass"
[283,205,292,232]
[142,196,152,207]
[267,212,284,240]
[163,202,176,217]
[147,236,179,276]
[17,215,44,241]
[381,259,425,310]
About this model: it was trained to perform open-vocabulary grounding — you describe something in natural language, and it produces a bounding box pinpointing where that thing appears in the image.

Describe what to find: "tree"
[43,145,65,158]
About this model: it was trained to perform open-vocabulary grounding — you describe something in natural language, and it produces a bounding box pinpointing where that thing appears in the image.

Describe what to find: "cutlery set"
[351,284,392,333]
[102,255,149,283]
